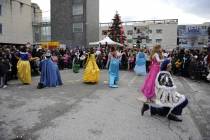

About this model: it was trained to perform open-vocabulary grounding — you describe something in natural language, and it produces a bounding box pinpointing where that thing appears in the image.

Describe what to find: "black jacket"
[0,59,10,76]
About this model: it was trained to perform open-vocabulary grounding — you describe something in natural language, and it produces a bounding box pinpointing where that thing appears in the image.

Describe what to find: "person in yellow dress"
[83,48,100,83]
[16,46,38,84]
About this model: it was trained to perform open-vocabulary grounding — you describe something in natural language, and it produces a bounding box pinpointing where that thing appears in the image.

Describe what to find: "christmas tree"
[108,12,126,46]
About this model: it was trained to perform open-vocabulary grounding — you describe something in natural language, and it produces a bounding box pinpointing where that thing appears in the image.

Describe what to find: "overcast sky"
[31,0,210,24]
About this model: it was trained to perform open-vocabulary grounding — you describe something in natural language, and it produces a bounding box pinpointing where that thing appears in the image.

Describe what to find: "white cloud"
[99,0,210,24]
[32,0,210,24]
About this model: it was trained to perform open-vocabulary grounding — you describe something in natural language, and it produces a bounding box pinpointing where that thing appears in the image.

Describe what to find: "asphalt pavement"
[0,70,203,140]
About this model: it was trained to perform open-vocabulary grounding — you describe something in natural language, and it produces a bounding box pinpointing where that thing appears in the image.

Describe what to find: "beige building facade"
[100,19,178,50]
[0,0,33,44]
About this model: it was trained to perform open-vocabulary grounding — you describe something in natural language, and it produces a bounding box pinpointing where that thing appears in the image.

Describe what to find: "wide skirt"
[40,61,63,87]
[134,64,146,76]
[73,64,80,73]
[17,60,32,84]
[140,64,160,99]
[83,60,100,83]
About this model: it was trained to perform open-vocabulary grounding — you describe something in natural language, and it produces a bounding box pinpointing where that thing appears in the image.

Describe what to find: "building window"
[156,39,162,43]
[148,30,152,34]
[127,39,133,43]
[102,30,108,35]
[73,0,83,4]
[147,39,152,43]
[72,4,83,16]
[201,26,206,30]
[156,29,162,34]
[0,5,2,16]
[127,30,133,35]
[198,42,204,45]
[0,23,2,34]
[73,23,83,33]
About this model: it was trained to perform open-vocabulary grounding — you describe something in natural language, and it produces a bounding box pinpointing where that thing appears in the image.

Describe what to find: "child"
[106,47,121,88]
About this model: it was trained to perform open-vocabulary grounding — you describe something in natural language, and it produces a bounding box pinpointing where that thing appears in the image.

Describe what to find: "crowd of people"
[1,43,210,122]
[171,48,210,81]
[0,44,210,88]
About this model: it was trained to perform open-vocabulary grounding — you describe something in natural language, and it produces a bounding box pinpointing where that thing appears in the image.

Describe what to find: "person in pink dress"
[140,45,163,102]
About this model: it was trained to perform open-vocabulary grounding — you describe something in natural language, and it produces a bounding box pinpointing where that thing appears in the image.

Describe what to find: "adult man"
[141,61,188,122]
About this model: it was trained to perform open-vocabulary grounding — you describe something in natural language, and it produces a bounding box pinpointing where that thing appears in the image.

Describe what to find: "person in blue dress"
[106,47,121,88]
[134,48,147,76]
[38,52,63,88]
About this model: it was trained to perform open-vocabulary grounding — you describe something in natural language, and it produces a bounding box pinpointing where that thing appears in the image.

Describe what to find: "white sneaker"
[3,85,7,88]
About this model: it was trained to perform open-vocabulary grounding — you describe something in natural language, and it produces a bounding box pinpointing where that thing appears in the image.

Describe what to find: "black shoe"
[168,114,182,122]
[141,103,149,116]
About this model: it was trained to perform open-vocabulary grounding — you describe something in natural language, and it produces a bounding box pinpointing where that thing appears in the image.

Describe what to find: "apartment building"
[51,0,99,48]
[100,19,178,50]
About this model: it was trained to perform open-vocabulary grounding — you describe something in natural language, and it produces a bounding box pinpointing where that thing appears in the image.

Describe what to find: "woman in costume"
[106,47,121,88]
[38,52,62,88]
[134,48,146,76]
[16,46,34,84]
[140,45,163,102]
[83,48,100,83]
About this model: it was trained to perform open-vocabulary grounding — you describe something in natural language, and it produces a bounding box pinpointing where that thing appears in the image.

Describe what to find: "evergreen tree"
[108,12,126,46]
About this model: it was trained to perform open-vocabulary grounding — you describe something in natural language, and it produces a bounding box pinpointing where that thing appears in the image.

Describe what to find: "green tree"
[108,12,126,45]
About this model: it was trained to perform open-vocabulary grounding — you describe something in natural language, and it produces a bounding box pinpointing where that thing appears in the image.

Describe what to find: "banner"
[178,25,208,48]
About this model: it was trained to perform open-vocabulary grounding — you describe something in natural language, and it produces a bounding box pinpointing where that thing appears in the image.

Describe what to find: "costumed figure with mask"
[141,61,188,122]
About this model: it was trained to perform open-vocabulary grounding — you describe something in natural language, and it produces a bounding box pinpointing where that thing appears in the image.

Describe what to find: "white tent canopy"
[89,36,123,46]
